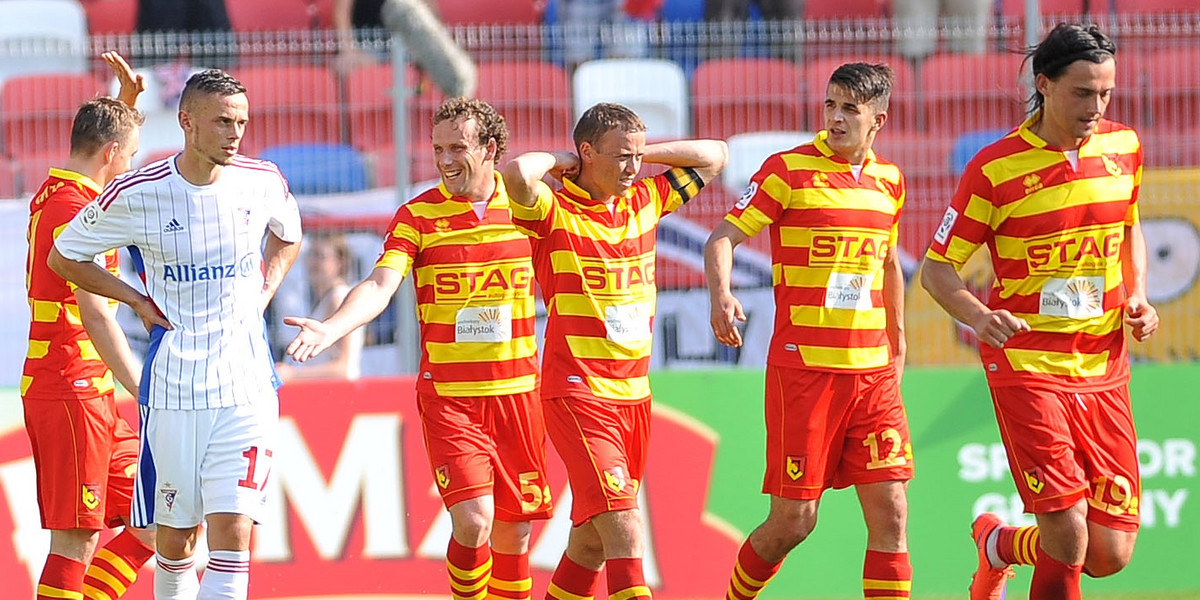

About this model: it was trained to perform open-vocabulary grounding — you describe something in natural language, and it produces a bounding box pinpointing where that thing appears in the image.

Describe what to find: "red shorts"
[763,365,914,500]
[417,391,552,521]
[991,385,1140,532]
[22,394,139,530]
[544,397,650,526]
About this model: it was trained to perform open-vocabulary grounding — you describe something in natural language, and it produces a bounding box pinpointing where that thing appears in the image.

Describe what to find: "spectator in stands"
[894,0,990,59]
[332,0,439,74]
[703,0,804,60]
[561,0,656,70]
[136,0,235,66]
[276,232,364,381]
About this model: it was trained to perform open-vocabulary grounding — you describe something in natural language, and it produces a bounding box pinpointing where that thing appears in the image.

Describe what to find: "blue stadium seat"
[261,144,370,196]
[951,129,1011,176]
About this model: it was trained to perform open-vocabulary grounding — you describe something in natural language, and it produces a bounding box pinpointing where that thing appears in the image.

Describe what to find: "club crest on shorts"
[786,455,806,481]
[603,467,628,493]
[81,484,101,511]
[435,465,451,489]
[161,485,178,511]
[1023,467,1045,494]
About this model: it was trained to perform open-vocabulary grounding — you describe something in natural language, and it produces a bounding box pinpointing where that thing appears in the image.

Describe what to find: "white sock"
[156,553,200,600]
[198,549,251,600]
[985,527,1006,569]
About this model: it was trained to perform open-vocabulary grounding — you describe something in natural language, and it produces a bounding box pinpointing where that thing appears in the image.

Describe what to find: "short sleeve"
[268,189,303,243]
[374,207,420,277]
[723,153,790,239]
[924,157,996,270]
[509,180,557,239]
[54,195,136,263]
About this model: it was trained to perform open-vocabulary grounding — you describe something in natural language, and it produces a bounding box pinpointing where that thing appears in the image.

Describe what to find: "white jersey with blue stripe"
[55,155,303,410]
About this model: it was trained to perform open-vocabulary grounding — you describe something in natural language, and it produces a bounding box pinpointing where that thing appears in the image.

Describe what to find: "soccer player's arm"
[263,188,304,308]
[285,209,413,363]
[277,285,358,380]
[500,152,569,238]
[882,185,906,381]
[1121,154,1158,342]
[50,198,170,332]
[102,50,145,108]
[643,139,729,185]
[704,154,783,348]
[919,160,1027,349]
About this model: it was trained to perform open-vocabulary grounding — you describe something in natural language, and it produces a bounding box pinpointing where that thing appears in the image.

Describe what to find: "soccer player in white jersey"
[49,69,303,600]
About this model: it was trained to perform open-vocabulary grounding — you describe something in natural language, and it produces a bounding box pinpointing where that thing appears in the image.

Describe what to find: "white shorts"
[132,397,278,528]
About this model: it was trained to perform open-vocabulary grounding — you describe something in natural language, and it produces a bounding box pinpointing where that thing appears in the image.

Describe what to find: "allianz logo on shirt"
[162,253,258,282]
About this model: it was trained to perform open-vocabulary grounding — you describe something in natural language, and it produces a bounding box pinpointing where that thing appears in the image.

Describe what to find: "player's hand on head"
[283,316,329,362]
[709,293,746,348]
[102,51,145,104]
[549,152,580,181]
[1124,296,1159,342]
[972,309,1030,349]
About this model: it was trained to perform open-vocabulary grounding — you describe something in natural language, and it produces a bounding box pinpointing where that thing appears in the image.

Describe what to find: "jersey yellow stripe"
[31,299,61,322]
[1004,347,1110,377]
[588,375,650,402]
[27,340,50,359]
[426,337,539,363]
[797,344,890,369]
[433,375,538,397]
[789,305,887,329]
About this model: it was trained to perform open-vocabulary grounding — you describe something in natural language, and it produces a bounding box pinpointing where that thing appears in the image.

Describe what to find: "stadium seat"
[228,0,318,32]
[1143,48,1200,132]
[870,130,956,179]
[15,151,63,197]
[659,0,705,22]
[998,0,1089,17]
[0,0,89,86]
[230,65,341,154]
[804,56,918,131]
[477,61,572,147]
[692,58,804,140]
[573,58,689,140]
[261,143,370,195]
[346,64,441,152]
[81,0,137,35]
[920,52,1026,133]
[0,159,17,198]
[1113,0,1196,13]
[436,0,544,25]
[950,128,1011,176]
[805,0,886,20]
[1,73,104,156]
[722,130,813,191]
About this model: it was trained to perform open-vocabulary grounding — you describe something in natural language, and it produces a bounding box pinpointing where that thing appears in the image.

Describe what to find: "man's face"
[583,127,646,199]
[1037,57,1116,144]
[111,126,140,176]
[823,83,882,161]
[182,92,248,167]
[432,117,494,198]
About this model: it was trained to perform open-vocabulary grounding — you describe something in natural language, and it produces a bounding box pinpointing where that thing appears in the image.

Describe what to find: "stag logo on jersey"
[1102,154,1123,177]
[81,484,100,511]
[1023,174,1044,195]
[808,228,890,267]
[1024,467,1045,494]
[786,456,806,481]
[435,465,450,489]
[580,256,656,299]
[432,260,533,302]
[603,467,628,494]
[1025,228,1121,274]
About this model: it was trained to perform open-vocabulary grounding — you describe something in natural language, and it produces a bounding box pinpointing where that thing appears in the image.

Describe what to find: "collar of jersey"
[813,130,876,166]
[435,170,507,208]
[1018,111,1106,154]
[48,167,101,194]
[561,176,625,211]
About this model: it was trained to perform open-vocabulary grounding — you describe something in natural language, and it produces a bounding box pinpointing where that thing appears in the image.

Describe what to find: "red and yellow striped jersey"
[23,169,119,400]
[375,173,539,397]
[725,131,905,372]
[925,117,1141,390]
[511,168,703,404]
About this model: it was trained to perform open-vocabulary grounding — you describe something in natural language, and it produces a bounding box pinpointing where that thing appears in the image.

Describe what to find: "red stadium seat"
[804,56,917,131]
[81,0,137,35]
[692,58,804,140]
[230,65,341,154]
[345,63,443,163]
[15,151,63,197]
[1,73,105,157]
[805,0,886,20]
[1113,0,1196,13]
[920,52,1026,133]
[1143,48,1200,132]
[476,61,572,146]
[228,0,318,32]
[0,158,17,198]
[870,129,956,179]
[436,0,544,25]
[998,0,1090,17]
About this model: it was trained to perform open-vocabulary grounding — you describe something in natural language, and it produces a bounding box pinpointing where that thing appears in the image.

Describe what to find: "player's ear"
[102,140,120,164]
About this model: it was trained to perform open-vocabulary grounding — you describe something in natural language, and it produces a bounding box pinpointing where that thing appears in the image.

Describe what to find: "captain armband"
[665,167,704,203]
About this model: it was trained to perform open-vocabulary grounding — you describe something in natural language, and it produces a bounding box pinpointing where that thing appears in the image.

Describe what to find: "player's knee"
[451,512,493,546]
[1084,544,1133,578]
[761,511,817,550]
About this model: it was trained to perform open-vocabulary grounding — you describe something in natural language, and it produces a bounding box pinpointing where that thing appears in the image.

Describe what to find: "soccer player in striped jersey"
[705,64,913,600]
[23,51,157,600]
[50,69,303,600]
[285,97,552,600]
[921,24,1158,600]
[502,103,728,600]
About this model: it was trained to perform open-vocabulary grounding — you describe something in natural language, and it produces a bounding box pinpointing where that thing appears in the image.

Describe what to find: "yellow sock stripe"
[82,583,115,600]
[83,565,128,596]
[36,585,84,600]
[547,583,593,600]
[609,586,652,600]
[93,548,139,581]
[451,575,491,596]
[1016,527,1039,565]
[733,561,773,588]
[728,575,758,600]
[861,596,909,600]
[452,588,489,600]
[862,578,912,591]
[448,557,494,582]
[488,577,533,592]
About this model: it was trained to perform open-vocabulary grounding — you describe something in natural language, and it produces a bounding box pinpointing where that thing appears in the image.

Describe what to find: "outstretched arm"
[285,266,405,363]
[643,139,729,185]
[501,151,579,207]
